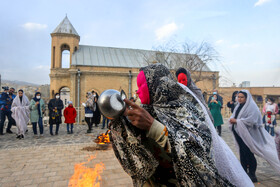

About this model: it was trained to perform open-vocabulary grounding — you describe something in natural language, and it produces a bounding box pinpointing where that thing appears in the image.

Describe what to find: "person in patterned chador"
[109,63,253,187]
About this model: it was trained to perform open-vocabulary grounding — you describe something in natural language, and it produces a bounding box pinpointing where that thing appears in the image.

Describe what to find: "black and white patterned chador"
[109,63,233,187]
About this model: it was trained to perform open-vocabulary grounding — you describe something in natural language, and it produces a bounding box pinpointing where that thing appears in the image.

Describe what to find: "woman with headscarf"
[208,94,223,136]
[110,63,253,187]
[176,67,214,123]
[11,89,30,139]
[48,93,64,135]
[229,90,280,182]
[227,91,238,113]
[82,92,95,133]
[92,91,101,127]
[30,92,45,137]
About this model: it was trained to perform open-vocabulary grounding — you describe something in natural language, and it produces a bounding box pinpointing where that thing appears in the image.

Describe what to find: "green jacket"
[208,101,224,127]
[29,99,45,123]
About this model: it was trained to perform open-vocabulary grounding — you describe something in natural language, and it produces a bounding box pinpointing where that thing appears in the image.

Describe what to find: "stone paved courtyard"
[0,121,279,187]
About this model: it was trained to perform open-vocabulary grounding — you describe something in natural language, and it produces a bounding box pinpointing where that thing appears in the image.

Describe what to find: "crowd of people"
[1,63,280,186]
[0,88,104,139]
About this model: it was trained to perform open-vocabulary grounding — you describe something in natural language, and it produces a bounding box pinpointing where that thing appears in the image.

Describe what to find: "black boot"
[248,173,258,183]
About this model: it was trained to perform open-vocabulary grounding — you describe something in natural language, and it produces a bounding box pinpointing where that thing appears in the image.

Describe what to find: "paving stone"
[0,123,279,187]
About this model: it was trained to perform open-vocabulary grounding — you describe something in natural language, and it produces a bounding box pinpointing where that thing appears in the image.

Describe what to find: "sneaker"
[39,134,44,138]
[50,132,54,136]
[6,130,13,134]
[67,131,71,134]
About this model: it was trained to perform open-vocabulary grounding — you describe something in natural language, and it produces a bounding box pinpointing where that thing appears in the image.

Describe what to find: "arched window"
[61,44,70,68]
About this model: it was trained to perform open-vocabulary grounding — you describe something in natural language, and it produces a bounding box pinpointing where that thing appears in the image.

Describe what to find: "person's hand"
[230,101,233,104]
[35,101,39,105]
[229,118,237,124]
[124,99,154,131]
[55,107,57,109]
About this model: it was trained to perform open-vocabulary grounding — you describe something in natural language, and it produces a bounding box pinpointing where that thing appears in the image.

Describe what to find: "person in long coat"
[11,89,30,139]
[229,90,280,182]
[208,94,223,136]
[48,93,64,135]
[30,92,45,137]
[109,63,253,187]
[92,91,101,127]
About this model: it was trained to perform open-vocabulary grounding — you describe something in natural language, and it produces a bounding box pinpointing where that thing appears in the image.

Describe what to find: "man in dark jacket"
[0,87,16,135]
[48,93,64,135]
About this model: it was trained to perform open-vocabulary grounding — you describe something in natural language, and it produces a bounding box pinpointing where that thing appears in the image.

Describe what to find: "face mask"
[267,101,272,105]
[36,96,41,99]
[137,71,150,105]
[213,92,217,95]
[56,95,60,99]
[178,73,188,86]
[7,92,9,94]
[93,94,96,97]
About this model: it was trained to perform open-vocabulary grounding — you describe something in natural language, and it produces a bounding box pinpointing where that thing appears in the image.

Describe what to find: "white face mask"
[213,92,217,95]
[267,101,272,105]
[56,95,60,99]
[93,94,96,97]
[36,96,41,99]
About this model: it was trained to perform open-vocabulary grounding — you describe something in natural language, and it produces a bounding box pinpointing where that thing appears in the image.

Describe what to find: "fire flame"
[68,155,105,187]
[95,130,110,144]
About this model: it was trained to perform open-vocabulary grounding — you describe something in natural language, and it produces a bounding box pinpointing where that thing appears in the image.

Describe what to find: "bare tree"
[141,40,219,83]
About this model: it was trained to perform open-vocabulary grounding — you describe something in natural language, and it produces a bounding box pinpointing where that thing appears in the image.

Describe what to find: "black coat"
[48,98,64,124]
[92,95,101,124]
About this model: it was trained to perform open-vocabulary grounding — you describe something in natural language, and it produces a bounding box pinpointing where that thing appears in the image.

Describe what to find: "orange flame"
[68,155,105,187]
[95,130,110,144]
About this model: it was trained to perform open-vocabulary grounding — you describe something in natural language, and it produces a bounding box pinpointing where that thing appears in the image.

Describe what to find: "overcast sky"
[0,0,279,87]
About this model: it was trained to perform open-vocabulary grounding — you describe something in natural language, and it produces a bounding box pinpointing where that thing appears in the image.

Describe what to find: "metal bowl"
[97,89,126,119]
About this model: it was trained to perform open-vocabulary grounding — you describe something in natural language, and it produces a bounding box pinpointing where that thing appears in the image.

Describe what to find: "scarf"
[176,67,214,123]
[110,63,233,187]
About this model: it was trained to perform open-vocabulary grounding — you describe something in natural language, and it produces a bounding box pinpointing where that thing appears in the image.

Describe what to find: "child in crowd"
[63,101,77,134]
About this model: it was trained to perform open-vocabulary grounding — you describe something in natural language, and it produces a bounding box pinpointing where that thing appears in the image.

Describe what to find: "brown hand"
[124,99,154,131]
[229,118,237,124]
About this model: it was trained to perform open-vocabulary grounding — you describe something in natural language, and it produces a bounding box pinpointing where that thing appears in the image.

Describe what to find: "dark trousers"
[32,117,43,135]
[49,123,60,135]
[67,123,73,133]
[85,117,93,130]
[102,116,110,129]
[233,126,257,175]
[215,125,222,136]
[0,110,14,133]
